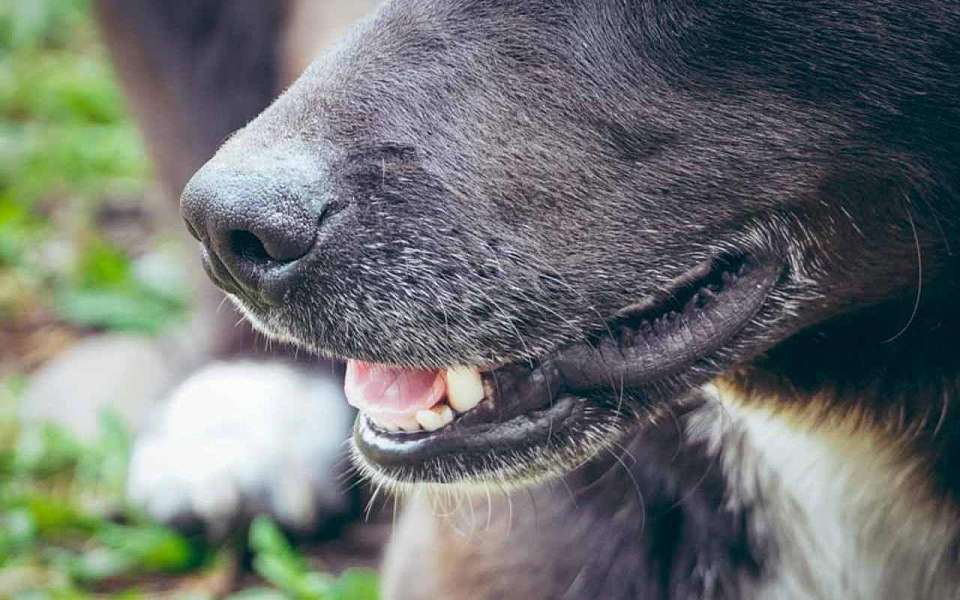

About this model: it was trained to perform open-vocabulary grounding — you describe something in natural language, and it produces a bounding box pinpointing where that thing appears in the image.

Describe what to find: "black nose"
[180,161,320,303]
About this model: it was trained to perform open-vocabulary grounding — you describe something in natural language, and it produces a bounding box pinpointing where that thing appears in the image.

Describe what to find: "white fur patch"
[127,361,352,537]
[690,384,960,600]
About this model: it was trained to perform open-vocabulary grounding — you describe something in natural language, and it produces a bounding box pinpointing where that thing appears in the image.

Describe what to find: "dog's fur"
[105,1,960,598]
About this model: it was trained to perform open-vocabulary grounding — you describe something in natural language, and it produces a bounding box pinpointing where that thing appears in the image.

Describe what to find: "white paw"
[126,361,353,538]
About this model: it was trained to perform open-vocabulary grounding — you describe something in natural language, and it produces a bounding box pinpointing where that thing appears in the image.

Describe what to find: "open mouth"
[350,255,783,483]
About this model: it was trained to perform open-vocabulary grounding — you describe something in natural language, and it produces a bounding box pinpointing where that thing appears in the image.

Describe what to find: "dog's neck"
[385,369,960,600]
[383,391,763,600]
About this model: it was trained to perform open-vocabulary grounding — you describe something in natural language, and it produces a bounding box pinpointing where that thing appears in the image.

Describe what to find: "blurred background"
[1,0,180,375]
[0,0,379,597]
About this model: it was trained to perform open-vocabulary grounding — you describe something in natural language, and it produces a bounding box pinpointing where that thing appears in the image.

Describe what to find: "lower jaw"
[351,256,784,486]
[353,393,640,487]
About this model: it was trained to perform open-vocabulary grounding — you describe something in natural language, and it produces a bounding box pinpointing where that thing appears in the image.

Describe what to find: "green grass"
[0,384,378,599]
[0,379,205,597]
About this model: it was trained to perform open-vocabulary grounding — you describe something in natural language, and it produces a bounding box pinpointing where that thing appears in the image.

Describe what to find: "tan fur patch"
[695,383,960,599]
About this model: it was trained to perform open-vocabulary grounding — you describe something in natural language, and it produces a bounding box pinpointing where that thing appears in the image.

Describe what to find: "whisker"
[883,199,923,343]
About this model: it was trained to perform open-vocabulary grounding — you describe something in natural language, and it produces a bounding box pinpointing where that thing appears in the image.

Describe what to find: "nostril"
[181,163,320,293]
[229,230,272,264]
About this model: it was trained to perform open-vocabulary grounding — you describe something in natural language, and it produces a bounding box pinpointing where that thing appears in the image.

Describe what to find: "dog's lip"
[354,255,784,475]
[355,395,582,470]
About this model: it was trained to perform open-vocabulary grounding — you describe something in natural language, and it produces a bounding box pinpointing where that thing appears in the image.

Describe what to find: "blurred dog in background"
[85,0,378,538]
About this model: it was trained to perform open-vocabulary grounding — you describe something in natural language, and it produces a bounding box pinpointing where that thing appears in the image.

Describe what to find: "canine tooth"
[446,367,484,413]
[415,404,454,432]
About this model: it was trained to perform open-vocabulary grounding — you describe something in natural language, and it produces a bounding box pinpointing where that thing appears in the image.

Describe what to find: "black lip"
[354,256,784,478]
[356,395,582,471]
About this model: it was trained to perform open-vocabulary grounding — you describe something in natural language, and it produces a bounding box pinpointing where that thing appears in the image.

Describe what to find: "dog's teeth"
[396,416,422,433]
[416,404,454,432]
[369,414,399,432]
[446,367,484,413]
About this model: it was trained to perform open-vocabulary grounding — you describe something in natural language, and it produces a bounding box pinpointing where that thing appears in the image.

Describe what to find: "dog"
[118,0,960,597]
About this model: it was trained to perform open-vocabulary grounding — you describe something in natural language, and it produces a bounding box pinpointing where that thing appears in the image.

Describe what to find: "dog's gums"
[349,256,782,481]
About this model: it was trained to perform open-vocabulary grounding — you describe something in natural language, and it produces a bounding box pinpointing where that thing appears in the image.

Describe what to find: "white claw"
[446,367,484,413]
[416,404,455,432]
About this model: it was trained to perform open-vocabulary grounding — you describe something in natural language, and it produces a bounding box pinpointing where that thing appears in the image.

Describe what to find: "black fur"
[187,0,959,369]
[387,394,768,600]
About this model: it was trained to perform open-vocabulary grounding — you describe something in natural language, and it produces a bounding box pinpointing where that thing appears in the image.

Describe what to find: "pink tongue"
[344,360,445,417]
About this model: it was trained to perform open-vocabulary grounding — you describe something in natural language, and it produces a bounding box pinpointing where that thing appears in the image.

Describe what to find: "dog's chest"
[381,388,960,600]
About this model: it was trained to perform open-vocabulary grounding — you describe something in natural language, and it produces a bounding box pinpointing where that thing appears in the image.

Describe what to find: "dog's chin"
[238,255,784,489]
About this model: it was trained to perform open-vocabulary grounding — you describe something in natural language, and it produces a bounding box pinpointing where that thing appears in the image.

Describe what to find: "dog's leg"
[126,361,354,538]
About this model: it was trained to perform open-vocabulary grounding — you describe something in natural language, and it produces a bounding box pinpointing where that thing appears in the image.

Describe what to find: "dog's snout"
[180,159,321,302]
